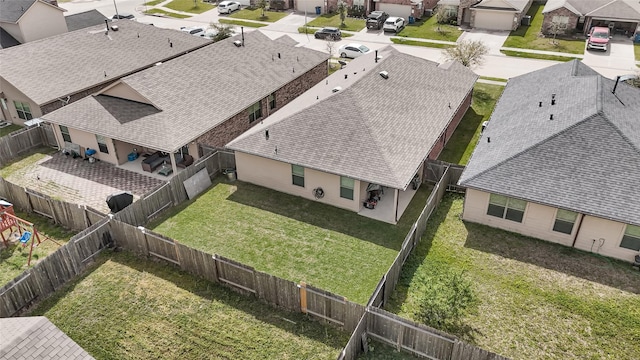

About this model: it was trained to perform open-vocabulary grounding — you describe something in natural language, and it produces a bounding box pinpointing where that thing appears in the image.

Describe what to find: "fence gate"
[40,124,58,148]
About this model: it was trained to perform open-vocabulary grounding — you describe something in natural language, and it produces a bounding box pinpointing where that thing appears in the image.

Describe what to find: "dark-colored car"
[366,11,389,30]
[112,13,135,20]
[314,27,341,40]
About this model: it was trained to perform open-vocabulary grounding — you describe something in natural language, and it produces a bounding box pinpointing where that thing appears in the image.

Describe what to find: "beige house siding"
[463,188,639,262]
[0,78,42,126]
[53,125,119,164]
[235,151,363,212]
[101,83,154,105]
[19,2,67,43]
[1,23,23,44]
[428,89,472,160]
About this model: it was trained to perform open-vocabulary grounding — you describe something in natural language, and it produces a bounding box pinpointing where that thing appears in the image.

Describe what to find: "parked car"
[338,43,371,58]
[112,13,135,20]
[587,26,611,51]
[180,26,205,36]
[366,11,389,30]
[314,27,341,40]
[383,17,405,33]
[218,1,241,14]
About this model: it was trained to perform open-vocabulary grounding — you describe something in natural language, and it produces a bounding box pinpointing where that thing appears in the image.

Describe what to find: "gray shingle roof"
[543,0,640,19]
[0,317,93,359]
[459,60,640,226]
[65,9,108,32]
[40,31,329,153]
[228,47,478,190]
[0,20,210,106]
[0,0,63,23]
[473,0,531,12]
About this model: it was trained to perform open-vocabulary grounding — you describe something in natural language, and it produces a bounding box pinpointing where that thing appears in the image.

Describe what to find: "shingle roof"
[473,0,531,12]
[459,60,640,226]
[0,316,93,359]
[65,9,108,32]
[228,47,478,190]
[0,0,63,23]
[542,0,640,19]
[0,20,210,106]
[0,28,20,49]
[40,31,329,153]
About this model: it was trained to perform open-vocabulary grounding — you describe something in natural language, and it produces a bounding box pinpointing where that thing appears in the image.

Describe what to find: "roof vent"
[551,93,556,105]
[332,86,342,93]
[265,129,269,140]
[110,25,119,31]
[233,40,242,47]
[155,62,162,66]
[379,71,389,79]
[538,101,542,107]
[550,114,554,120]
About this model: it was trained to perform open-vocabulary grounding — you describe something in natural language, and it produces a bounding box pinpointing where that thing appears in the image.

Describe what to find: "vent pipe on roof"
[487,137,490,143]
[551,93,556,105]
[278,53,281,59]
[241,27,244,47]
[539,101,542,107]
[375,50,378,63]
[104,19,109,32]
[265,130,269,140]
[550,114,554,120]
[344,74,348,79]
[170,41,173,48]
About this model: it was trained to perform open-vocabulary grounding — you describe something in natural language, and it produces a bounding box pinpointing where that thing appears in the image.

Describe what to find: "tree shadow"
[463,222,640,294]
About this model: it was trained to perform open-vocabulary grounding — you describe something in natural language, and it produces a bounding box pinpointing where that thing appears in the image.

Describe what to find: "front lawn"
[396,16,462,42]
[30,251,348,359]
[151,180,431,304]
[503,4,585,54]
[635,43,640,62]
[386,195,640,359]
[144,0,164,6]
[306,14,366,32]
[1,211,74,286]
[0,124,22,137]
[390,38,454,49]
[144,8,191,18]
[229,8,288,22]
[500,50,578,62]
[220,18,268,28]
[164,0,214,14]
[438,83,504,165]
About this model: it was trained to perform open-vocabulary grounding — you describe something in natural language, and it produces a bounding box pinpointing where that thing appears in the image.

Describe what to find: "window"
[14,101,33,120]
[0,98,7,110]
[553,209,578,234]
[340,177,354,200]
[248,101,262,123]
[292,164,304,187]
[620,225,640,251]
[551,15,569,29]
[487,194,526,223]
[269,93,276,110]
[96,134,109,154]
[59,125,71,143]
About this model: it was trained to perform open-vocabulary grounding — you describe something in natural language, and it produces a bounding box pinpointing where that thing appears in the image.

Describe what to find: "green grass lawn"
[358,341,418,359]
[0,124,22,137]
[478,76,508,83]
[229,8,288,22]
[396,16,462,42]
[438,83,504,165]
[164,0,214,14]
[150,180,431,304]
[220,18,268,28]
[500,50,578,62]
[0,147,53,179]
[386,195,640,359]
[306,14,366,32]
[144,8,191,18]
[1,211,74,286]
[503,4,585,54]
[29,251,348,359]
[390,38,454,49]
[144,0,164,6]
[635,43,640,62]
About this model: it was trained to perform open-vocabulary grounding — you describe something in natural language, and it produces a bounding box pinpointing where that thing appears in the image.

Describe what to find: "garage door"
[296,0,324,13]
[377,3,411,19]
[473,9,515,30]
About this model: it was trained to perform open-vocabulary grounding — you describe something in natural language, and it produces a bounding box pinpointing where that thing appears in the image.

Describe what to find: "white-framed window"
[292,164,304,187]
[487,194,526,223]
[13,101,33,120]
[620,225,640,251]
[553,209,578,234]
[248,101,262,123]
[96,134,109,154]
[59,125,71,143]
[340,176,354,200]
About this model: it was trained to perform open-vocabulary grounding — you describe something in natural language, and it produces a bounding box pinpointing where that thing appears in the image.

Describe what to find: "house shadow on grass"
[463,222,640,294]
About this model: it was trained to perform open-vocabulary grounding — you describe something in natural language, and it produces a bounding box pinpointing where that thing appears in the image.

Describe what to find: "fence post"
[299,281,307,314]
[23,187,34,213]
[137,226,150,256]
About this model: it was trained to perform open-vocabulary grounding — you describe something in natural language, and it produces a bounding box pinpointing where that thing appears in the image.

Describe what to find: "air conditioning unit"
[424,8,433,17]
[521,15,532,26]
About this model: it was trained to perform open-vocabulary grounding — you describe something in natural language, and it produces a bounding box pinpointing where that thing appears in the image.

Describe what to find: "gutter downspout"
[395,188,399,223]
[571,213,586,248]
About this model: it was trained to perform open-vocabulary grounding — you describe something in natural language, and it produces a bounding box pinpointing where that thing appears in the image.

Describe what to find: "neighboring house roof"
[0,20,210,106]
[472,0,530,12]
[459,60,640,226]
[228,47,478,190]
[40,32,329,153]
[65,9,108,32]
[0,28,20,49]
[0,0,64,23]
[542,0,640,20]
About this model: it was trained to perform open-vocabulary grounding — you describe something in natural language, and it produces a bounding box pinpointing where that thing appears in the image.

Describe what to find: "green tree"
[337,1,347,28]
[257,0,267,19]
[209,23,235,42]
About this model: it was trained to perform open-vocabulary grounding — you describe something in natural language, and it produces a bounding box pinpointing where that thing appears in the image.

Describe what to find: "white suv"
[383,17,405,33]
[218,1,240,14]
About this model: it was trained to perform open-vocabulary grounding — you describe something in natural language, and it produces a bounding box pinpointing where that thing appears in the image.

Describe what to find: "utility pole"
[113,0,119,18]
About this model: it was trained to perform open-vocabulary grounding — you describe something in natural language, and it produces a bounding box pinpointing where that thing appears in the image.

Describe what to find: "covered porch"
[357,184,419,224]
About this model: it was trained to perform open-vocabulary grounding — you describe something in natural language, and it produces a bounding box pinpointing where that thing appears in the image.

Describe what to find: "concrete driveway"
[457,29,510,55]
[582,35,637,75]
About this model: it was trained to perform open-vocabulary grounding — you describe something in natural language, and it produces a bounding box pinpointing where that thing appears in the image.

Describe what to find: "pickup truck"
[366,11,389,30]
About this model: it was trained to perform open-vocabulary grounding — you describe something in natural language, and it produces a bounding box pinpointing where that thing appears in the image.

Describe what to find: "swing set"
[0,200,61,266]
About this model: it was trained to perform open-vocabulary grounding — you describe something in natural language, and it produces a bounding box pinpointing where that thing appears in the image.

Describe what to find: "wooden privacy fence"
[0,125,54,167]
[0,178,106,231]
[0,218,113,317]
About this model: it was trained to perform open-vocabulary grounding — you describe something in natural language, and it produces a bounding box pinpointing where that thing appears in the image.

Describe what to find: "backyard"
[503,4,585,54]
[386,194,640,359]
[0,124,22,137]
[229,8,288,22]
[306,13,366,32]
[396,16,462,42]
[29,251,348,359]
[438,83,504,165]
[151,180,431,304]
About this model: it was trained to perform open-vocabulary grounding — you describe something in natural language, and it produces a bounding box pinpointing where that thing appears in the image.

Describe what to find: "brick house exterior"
[427,89,472,159]
[541,7,579,35]
[196,61,329,149]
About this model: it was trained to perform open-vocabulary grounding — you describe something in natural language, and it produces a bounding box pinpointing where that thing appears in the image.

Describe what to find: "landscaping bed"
[396,16,461,42]
[151,180,431,304]
[306,14,365,32]
[386,194,640,359]
[229,8,288,22]
[29,251,349,359]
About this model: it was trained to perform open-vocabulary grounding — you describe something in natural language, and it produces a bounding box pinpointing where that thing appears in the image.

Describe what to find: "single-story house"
[0,20,210,125]
[227,47,477,224]
[542,0,640,35]
[40,31,329,177]
[296,0,438,19]
[441,0,532,30]
[64,9,109,32]
[0,0,67,48]
[458,60,640,263]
